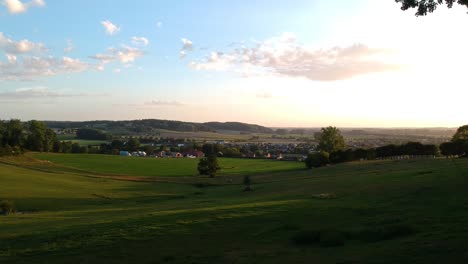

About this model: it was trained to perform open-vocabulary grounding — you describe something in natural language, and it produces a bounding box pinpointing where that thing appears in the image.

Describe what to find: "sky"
[0,0,467,128]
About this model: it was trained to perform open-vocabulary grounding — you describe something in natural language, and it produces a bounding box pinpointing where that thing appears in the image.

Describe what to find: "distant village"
[118,140,312,161]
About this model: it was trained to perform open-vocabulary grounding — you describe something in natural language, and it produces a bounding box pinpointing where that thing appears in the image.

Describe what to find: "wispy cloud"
[0,87,102,100]
[156,21,163,28]
[180,38,193,59]
[113,99,184,108]
[190,33,400,81]
[3,0,45,14]
[131,36,149,46]
[101,20,120,35]
[144,100,184,106]
[64,39,74,53]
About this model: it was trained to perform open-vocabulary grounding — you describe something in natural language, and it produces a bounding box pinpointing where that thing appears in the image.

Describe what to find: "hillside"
[1,154,468,263]
[44,119,274,134]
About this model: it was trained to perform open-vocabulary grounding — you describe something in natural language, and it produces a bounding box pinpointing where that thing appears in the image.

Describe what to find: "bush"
[305,151,330,169]
[197,155,220,177]
[0,200,15,215]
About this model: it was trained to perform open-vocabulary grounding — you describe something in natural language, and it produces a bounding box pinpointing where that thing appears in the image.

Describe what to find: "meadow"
[1,154,468,263]
[30,153,304,177]
[56,134,110,146]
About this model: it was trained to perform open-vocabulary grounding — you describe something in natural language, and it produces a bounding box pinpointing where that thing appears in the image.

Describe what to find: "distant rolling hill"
[44,119,274,134]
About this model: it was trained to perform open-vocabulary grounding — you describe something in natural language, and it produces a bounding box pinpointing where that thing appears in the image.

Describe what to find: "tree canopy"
[315,127,346,153]
[395,0,468,16]
[452,125,468,141]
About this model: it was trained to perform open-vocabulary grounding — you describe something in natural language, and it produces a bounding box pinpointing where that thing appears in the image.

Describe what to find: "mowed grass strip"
[30,153,304,177]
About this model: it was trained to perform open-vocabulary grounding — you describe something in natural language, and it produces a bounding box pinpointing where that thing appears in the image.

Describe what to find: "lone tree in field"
[315,127,345,153]
[395,0,468,16]
[197,155,220,177]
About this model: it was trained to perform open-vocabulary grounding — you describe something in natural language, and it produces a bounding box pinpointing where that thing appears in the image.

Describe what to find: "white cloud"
[90,46,144,70]
[131,36,149,46]
[5,53,17,64]
[0,32,46,54]
[101,20,120,35]
[3,0,45,14]
[180,38,193,58]
[64,39,74,53]
[190,33,400,81]
[0,55,90,81]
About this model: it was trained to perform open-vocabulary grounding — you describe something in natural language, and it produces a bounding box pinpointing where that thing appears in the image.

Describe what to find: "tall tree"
[315,127,346,153]
[27,120,47,152]
[4,119,25,147]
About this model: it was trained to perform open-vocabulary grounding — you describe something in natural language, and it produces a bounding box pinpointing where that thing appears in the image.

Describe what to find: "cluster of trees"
[439,125,468,157]
[0,120,56,156]
[76,128,110,140]
[305,125,468,169]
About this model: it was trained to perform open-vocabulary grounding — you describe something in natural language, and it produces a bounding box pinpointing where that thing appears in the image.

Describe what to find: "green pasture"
[1,154,468,264]
[30,153,304,177]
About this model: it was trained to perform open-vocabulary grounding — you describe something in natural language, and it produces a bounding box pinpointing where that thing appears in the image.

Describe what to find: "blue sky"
[0,0,467,127]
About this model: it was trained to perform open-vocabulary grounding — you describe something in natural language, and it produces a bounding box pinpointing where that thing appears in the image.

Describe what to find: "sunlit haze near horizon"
[0,0,467,128]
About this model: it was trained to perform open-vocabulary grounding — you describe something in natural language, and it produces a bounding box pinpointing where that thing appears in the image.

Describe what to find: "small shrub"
[0,200,15,215]
[305,151,330,169]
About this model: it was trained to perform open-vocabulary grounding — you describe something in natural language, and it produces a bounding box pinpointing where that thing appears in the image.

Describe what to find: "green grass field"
[1,154,468,264]
[30,153,304,177]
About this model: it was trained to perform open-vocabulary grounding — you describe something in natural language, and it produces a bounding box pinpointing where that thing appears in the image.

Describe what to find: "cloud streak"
[190,33,400,81]
[131,36,149,46]
[144,99,184,106]
[0,87,102,100]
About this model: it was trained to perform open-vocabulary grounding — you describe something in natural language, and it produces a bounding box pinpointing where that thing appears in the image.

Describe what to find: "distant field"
[31,153,304,177]
[2,153,468,264]
[56,135,109,146]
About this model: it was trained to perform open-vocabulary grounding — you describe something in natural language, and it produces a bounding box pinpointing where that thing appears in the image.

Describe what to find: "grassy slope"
[30,153,303,177]
[1,155,468,263]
